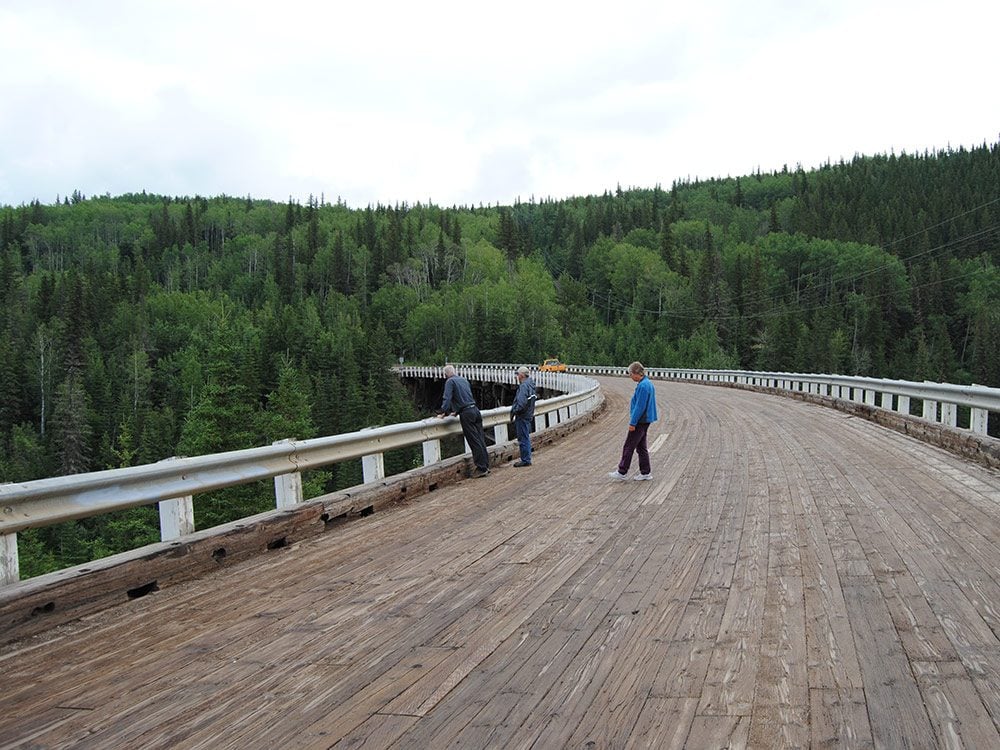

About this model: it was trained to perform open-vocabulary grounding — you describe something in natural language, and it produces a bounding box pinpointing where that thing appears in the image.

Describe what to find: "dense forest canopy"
[3,143,999,576]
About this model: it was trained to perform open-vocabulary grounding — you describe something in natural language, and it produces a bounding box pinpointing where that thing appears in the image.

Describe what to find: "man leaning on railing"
[435,365,491,477]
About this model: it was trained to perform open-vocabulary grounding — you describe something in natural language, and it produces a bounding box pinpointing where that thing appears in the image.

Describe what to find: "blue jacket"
[629,376,658,425]
[511,377,536,421]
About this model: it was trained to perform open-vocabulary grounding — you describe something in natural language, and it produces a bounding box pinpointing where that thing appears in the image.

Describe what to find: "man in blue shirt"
[510,365,537,467]
[437,364,490,477]
[608,361,658,481]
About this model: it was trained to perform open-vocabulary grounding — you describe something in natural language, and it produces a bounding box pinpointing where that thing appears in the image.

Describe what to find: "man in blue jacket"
[608,361,658,481]
[510,365,537,467]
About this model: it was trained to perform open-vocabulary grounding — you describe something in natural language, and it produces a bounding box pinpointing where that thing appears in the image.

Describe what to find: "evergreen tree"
[658,221,675,270]
[0,334,22,449]
[259,360,317,442]
[52,372,92,475]
[183,201,197,247]
[306,195,320,261]
[498,208,516,262]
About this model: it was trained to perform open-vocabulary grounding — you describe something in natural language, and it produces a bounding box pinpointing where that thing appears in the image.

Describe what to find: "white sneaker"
[633,473,652,481]
[608,470,628,480]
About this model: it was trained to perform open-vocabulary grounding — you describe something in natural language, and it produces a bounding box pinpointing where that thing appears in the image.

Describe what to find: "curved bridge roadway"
[4,377,1000,748]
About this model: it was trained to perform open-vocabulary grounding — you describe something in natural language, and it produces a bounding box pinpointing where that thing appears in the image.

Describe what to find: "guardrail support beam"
[422,439,442,466]
[158,496,195,541]
[897,395,910,415]
[923,399,938,422]
[273,439,304,508]
[972,408,988,435]
[155,456,196,541]
[362,453,385,483]
[1,533,18,585]
[274,472,304,508]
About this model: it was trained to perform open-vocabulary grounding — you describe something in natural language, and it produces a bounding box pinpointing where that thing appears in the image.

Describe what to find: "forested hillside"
[3,142,999,575]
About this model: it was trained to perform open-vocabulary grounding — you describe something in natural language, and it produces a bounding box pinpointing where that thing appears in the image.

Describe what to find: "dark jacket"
[511,377,537,422]
[440,375,477,414]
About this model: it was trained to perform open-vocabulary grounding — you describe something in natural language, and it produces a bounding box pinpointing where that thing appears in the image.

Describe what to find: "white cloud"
[1,0,998,208]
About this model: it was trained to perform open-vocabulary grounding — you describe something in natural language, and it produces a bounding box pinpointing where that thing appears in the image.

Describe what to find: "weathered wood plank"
[843,581,935,748]
[5,376,1000,748]
[809,688,874,749]
[912,660,1000,748]
[749,574,808,748]
[625,696,698,750]
[685,714,750,749]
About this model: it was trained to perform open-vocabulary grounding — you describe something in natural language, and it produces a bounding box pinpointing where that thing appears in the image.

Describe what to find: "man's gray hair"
[443,364,457,377]
[627,361,645,375]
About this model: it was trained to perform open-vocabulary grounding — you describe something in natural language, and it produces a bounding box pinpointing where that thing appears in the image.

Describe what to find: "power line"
[542,207,1000,323]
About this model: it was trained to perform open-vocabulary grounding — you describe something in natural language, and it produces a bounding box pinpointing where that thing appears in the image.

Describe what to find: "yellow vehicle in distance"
[539,358,568,372]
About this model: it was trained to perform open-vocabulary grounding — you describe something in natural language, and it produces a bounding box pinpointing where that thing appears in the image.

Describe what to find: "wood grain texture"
[3,377,1000,748]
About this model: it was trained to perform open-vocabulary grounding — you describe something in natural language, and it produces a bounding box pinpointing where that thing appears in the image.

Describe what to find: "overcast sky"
[1,0,997,209]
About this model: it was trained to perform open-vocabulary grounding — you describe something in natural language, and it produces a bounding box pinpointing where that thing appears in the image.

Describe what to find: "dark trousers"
[618,422,651,475]
[460,407,489,471]
[514,416,532,463]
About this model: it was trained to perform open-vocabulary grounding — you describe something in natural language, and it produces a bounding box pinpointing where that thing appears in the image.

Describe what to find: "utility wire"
[540,205,1000,323]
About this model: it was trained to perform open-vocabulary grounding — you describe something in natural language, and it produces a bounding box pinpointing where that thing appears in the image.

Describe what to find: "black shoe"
[513,461,531,467]
[475,468,490,477]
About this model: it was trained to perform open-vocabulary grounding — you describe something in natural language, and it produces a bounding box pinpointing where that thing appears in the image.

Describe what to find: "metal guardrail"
[6,360,994,586]
[460,363,999,437]
[0,366,601,585]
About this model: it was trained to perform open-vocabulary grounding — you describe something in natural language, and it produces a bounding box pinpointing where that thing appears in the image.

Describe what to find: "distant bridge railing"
[580,365,999,437]
[0,366,601,586]
[458,363,1000,437]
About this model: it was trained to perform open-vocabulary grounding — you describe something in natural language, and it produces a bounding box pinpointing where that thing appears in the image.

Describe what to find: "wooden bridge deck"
[4,377,1000,749]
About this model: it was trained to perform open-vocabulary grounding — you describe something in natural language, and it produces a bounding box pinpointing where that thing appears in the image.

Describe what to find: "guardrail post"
[971,408,988,435]
[274,471,303,509]
[897,395,910,415]
[494,422,509,443]
[941,403,957,428]
[359,426,386,483]
[1,533,18,585]
[159,496,195,541]
[422,439,442,466]
[273,439,303,509]
[362,452,385,483]
[156,457,195,541]
[922,399,938,422]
